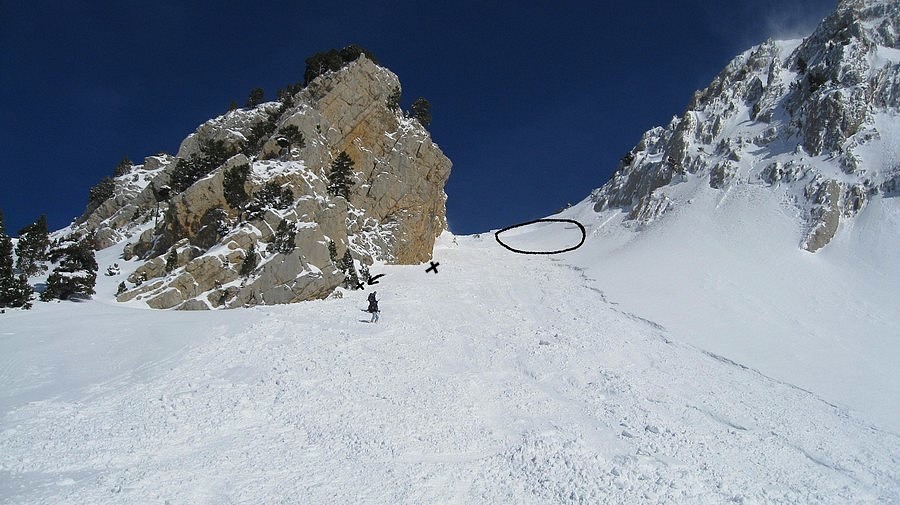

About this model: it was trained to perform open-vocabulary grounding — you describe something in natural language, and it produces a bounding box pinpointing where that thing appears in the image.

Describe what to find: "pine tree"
[304,49,344,86]
[165,249,178,273]
[41,234,98,301]
[340,249,360,289]
[246,181,294,221]
[327,151,355,200]
[86,176,115,215]
[303,45,378,86]
[387,86,401,112]
[15,215,49,276]
[339,44,378,64]
[359,264,371,284]
[273,219,296,254]
[169,158,202,194]
[328,240,338,264]
[246,87,265,108]
[0,211,33,309]
[223,163,250,210]
[244,112,279,156]
[240,243,258,277]
[170,138,235,193]
[279,125,305,149]
[113,156,133,177]
[411,97,432,127]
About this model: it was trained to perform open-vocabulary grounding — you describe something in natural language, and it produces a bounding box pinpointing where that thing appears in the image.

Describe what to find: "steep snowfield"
[553,181,900,434]
[2,231,898,503]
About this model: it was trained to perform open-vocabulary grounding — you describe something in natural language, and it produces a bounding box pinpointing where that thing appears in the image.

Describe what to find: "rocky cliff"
[590,0,898,252]
[76,55,451,309]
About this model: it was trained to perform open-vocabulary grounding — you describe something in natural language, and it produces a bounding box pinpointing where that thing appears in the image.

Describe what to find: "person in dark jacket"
[367,291,380,323]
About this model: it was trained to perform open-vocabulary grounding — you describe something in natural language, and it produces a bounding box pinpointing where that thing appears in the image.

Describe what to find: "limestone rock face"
[78,154,175,250]
[590,0,899,251]
[80,55,450,309]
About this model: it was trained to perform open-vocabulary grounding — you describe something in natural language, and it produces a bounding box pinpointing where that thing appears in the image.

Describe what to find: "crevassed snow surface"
[2,218,898,503]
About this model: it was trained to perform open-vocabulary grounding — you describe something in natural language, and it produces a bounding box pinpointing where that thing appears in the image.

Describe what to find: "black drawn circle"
[494,219,586,255]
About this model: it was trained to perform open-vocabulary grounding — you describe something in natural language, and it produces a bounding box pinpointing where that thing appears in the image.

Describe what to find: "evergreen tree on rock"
[246,87,265,108]
[387,86,401,112]
[240,243,259,277]
[85,176,115,215]
[15,215,49,276]
[411,97,432,128]
[245,181,294,221]
[273,219,296,254]
[165,248,178,273]
[0,210,33,308]
[223,163,251,211]
[341,249,361,290]
[41,234,98,301]
[328,240,338,265]
[113,156,133,177]
[278,125,306,149]
[327,151,355,200]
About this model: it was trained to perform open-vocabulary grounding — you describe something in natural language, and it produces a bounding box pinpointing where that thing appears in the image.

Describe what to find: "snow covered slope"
[542,182,900,435]
[2,233,897,503]
[553,0,900,435]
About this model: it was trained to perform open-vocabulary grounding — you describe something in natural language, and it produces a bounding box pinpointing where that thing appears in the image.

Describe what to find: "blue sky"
[0,0,835,236]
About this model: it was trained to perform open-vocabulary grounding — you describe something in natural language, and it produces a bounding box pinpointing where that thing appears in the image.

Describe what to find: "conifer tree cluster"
[278,125,306,149]
[245,87,265,108]
[303,45,378,86]
[245,182,294,221]
[81,157,134,220]
[113,156,133,177]
[240,243,258,277]
[170,138,236,193]
[387,86,402,112]
[340,249,361,290]
[192,207,230,251]
[86,177,115,215]
[165,249,178,273]
[223,163,251,210]
[41,234,98,301]
[273,219,296,254]
[328,240,338,264]
[15,215,49,276]
[244,111,279,156]
[411,97,432,128]
[327,151,355,200]
[0,211,33,309]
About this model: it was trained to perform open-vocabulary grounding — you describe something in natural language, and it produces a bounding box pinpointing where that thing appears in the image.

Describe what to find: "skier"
[367,290,380,323]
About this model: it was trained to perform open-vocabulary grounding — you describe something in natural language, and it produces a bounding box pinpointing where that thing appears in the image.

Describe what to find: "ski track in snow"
[1,235,898,504]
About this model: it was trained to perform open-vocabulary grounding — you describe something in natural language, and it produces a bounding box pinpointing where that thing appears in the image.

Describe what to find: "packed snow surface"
[2,216,898,503]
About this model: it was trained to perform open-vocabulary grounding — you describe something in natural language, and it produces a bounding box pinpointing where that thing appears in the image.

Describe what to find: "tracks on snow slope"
[1,234,897,503]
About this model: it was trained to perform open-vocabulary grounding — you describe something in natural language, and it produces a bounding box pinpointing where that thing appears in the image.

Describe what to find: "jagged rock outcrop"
[76,54,451,309]
[591,0,898,252]
[77,154,175,250]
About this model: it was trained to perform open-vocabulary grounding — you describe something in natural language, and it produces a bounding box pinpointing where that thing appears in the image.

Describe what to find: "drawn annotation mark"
[494,218,586,255]
[426,261,440,274]
[367,274,386,285]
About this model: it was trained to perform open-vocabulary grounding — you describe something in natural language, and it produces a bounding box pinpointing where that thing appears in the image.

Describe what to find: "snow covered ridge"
[590,0,899,252]
[72,55,451,310]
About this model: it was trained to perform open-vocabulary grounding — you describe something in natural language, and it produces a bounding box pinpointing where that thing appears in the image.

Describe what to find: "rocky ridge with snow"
[590,0,899,252]
[74,55,451,310]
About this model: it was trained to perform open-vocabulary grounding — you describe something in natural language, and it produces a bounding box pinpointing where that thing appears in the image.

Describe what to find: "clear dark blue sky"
[1,0,834,236]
